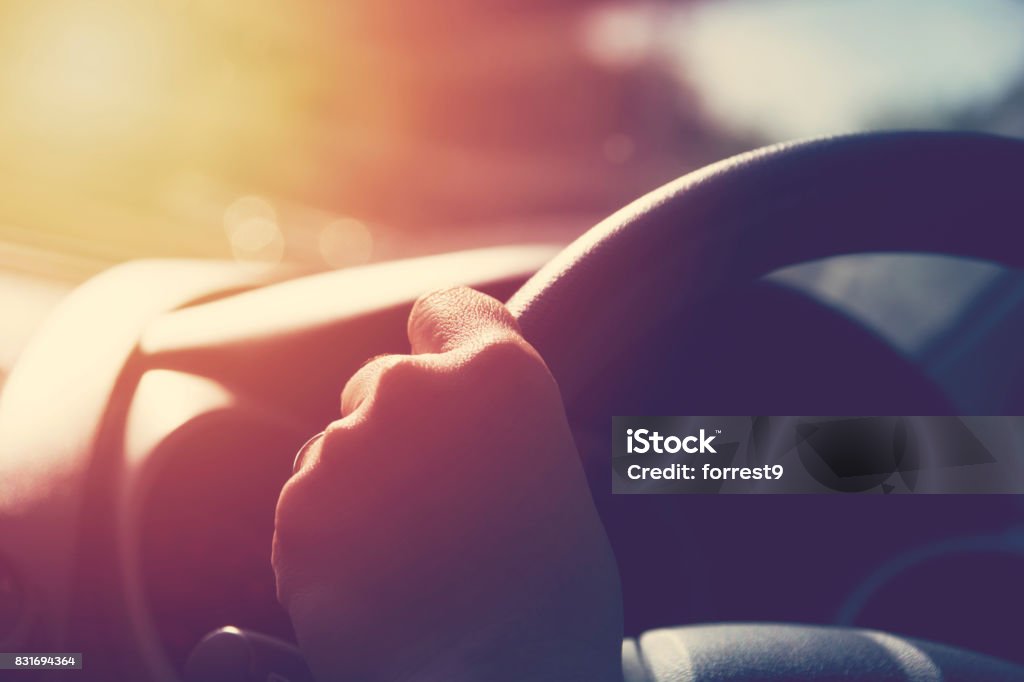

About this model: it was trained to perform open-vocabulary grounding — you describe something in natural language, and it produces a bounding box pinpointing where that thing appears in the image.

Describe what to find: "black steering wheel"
[507,131,1024,681]
[511,131,1024,402]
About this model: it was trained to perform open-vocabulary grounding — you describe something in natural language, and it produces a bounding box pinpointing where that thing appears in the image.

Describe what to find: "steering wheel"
[511,131,1024,402]
[504,131,1024,680]
[2,131,1023,681]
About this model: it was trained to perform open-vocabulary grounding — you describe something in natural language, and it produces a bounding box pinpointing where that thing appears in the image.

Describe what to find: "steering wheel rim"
[508,131,1024,402]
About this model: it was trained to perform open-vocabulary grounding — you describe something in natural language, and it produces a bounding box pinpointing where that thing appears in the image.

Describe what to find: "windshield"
[1,0,1023,279]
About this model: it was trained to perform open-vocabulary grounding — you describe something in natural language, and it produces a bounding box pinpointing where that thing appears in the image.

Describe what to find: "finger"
[339,353,409,417]
[407,286,523,356]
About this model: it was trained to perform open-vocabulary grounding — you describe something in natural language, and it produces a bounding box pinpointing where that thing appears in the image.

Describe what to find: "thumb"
[407,286,524,355]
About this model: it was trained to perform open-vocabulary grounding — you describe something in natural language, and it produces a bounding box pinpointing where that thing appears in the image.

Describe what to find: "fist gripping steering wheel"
[188,131,1024,682]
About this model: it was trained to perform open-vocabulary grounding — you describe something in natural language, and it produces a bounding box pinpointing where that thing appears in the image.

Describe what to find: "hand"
[272,287,623,682]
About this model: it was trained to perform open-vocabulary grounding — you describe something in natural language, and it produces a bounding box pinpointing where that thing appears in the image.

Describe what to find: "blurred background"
[2,0,1024,371]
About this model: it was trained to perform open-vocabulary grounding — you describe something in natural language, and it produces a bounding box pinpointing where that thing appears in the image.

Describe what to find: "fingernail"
[293,431,325,473]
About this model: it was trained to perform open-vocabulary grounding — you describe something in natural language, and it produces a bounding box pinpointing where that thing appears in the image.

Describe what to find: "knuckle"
[461,337,562,405]
[467,336,546,377]
[361,357,437,417]
[372,357,430,396]
[412,285,466,313]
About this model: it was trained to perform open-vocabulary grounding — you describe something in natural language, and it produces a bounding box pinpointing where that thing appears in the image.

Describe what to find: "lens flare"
[3,2,173,144]
[0,0,323,267]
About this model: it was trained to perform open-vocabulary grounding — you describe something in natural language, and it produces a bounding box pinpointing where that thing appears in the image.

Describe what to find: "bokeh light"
[318,218,374,268]
[223,197,283,265]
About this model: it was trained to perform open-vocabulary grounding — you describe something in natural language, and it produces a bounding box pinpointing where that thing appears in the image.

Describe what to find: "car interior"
[2,2,1024,681]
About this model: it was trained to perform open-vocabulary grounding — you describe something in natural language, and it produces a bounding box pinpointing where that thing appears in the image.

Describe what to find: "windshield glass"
[1,0,1022,278]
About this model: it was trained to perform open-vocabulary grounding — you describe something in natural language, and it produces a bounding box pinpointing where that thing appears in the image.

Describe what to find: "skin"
[272,287,623,682]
